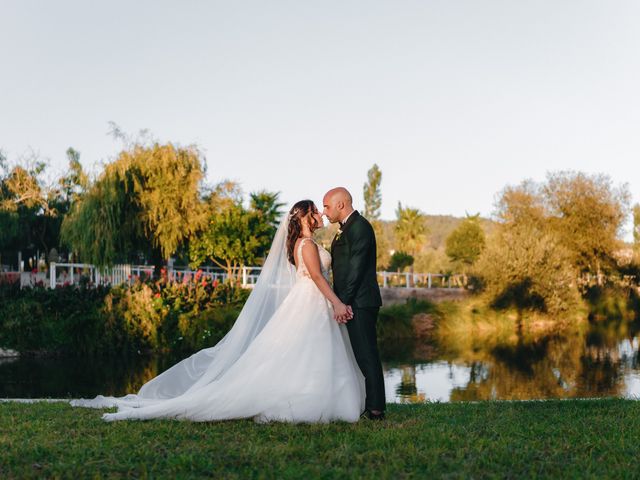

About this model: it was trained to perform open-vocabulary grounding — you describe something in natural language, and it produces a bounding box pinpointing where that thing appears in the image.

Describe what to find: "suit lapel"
[330,211,359,254]
[340,210,359,234]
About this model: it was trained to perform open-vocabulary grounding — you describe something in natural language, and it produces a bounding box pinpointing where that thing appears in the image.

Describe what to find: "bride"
[70,200,366,423]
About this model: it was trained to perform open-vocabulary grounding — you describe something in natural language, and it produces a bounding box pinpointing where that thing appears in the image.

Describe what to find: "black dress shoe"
[365,409,385,421]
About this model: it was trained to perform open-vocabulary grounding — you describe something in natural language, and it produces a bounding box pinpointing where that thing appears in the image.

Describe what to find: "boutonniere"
[335,227,343,241]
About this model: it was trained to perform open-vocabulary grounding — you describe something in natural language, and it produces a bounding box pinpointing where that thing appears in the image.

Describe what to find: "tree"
[473,216,579,314]
[395,203,427,285]
[388,251,414,272]
[249,190,285,259]
[363,164,388,269]
[189,186,284,280]
[543,171,630,279]
[394,203,427,257]
[445,214,486,269]
[189,202,261,283]
[62,142,205,268]
[0,159,53,215]
[475,182,579,313]
[633,204,640,251]
[58,148,88,209]
[0,152,61,256]
[363,164,382,221]
[472,173,630,314]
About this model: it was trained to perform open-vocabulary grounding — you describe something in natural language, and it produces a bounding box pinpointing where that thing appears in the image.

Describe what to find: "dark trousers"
[346,307,386,412]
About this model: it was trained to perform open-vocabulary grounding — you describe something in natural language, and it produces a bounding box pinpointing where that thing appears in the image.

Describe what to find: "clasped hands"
[333,303,353,324]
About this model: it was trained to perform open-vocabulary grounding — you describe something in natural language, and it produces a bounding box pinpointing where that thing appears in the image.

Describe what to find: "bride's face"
[306,208,324,232]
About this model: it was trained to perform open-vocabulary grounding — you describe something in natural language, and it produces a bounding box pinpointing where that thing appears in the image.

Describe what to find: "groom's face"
[322,195,341,224]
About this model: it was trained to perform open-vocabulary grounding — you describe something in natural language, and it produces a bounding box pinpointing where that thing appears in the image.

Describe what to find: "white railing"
[43,263,263,289]
[377,271,465,289]
[16,263,462,290]
[168,266,262,287]
[45,263,142,289]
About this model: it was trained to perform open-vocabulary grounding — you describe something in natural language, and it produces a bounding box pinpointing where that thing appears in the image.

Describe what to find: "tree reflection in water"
[3,307,640,402]
[385,305,640,403]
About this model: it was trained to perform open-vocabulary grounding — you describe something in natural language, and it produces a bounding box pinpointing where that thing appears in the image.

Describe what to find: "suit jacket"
[331,211,382,308]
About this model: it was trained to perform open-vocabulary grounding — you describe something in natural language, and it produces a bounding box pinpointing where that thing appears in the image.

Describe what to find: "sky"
[2,0,640,236]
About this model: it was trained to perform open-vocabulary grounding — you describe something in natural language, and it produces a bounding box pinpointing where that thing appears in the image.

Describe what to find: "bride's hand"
[333,302,350,323]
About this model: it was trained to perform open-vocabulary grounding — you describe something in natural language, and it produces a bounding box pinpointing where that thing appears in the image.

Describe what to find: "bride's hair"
[286,200,320,265]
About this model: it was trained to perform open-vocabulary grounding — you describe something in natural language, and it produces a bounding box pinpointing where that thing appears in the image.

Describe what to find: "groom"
[323,187,386,420]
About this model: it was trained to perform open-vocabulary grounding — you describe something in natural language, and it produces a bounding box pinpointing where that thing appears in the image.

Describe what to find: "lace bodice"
[296,238,331,281]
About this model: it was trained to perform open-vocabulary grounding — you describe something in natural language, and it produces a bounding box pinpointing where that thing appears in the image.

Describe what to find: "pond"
[2,309,640,403]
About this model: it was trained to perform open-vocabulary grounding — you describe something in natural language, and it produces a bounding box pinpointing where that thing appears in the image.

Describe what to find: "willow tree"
[61,142,205,268]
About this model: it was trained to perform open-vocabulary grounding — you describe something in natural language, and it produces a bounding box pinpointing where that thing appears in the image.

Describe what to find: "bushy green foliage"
[0,152,70,257]
[0,279,248,356]
[473,221,580,314]
[470,173,630,315]
[543,171,630,276]
[388,251,414,272]
[377,298,436,341]
[445,214,486,269]
[189,187,283,281]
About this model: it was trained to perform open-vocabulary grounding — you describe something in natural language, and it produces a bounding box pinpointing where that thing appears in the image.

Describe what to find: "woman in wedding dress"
[70,200,365,423]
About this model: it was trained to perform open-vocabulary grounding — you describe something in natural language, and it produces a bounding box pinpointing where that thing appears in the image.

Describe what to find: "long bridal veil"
[71,215,296,409]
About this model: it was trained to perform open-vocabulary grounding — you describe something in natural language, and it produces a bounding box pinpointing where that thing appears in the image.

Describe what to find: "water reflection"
[3,316,640,402]
[384,318,640,402]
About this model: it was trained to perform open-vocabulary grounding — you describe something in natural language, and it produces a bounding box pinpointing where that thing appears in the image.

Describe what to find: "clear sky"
[2,0,639,236]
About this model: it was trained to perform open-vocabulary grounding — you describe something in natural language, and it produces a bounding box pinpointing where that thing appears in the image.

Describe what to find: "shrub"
[0,278,249,356]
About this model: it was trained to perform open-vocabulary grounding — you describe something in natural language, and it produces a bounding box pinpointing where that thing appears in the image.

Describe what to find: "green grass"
[2,400,640,479]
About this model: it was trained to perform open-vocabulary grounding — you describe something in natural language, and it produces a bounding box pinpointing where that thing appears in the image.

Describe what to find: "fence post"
[50,262,56,289]
[428,273,432,289]
[405,273,410,288]
[242,266,248,287]
[70,264,75,285]
[383,273,388,288]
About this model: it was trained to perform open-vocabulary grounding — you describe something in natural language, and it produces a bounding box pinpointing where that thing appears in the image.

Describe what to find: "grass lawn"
[2,399,639,479]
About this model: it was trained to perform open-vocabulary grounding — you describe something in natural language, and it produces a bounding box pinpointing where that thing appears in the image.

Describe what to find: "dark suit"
[331,211,386,412]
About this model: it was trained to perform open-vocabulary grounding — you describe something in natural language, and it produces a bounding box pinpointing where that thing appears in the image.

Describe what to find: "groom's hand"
[333,303,350,323]
[333,302,349,323]
[346,305,353,321]
[334,305,354,324]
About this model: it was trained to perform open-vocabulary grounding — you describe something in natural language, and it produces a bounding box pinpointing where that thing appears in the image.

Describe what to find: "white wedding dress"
[70,224,365,423]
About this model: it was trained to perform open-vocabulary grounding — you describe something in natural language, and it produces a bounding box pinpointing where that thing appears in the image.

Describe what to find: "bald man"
[323,187,385,420]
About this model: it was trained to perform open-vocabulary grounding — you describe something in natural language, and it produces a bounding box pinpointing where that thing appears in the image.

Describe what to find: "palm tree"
[395,203,427,285]
[395,202,427,257]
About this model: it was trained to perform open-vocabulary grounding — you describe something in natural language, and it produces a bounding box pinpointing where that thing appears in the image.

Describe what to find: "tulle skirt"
[71,279,365,423]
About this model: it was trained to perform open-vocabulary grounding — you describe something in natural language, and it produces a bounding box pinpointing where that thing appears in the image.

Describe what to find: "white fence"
[7,263,464,290]
[39,263,263,289]
[377,271,465,289]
